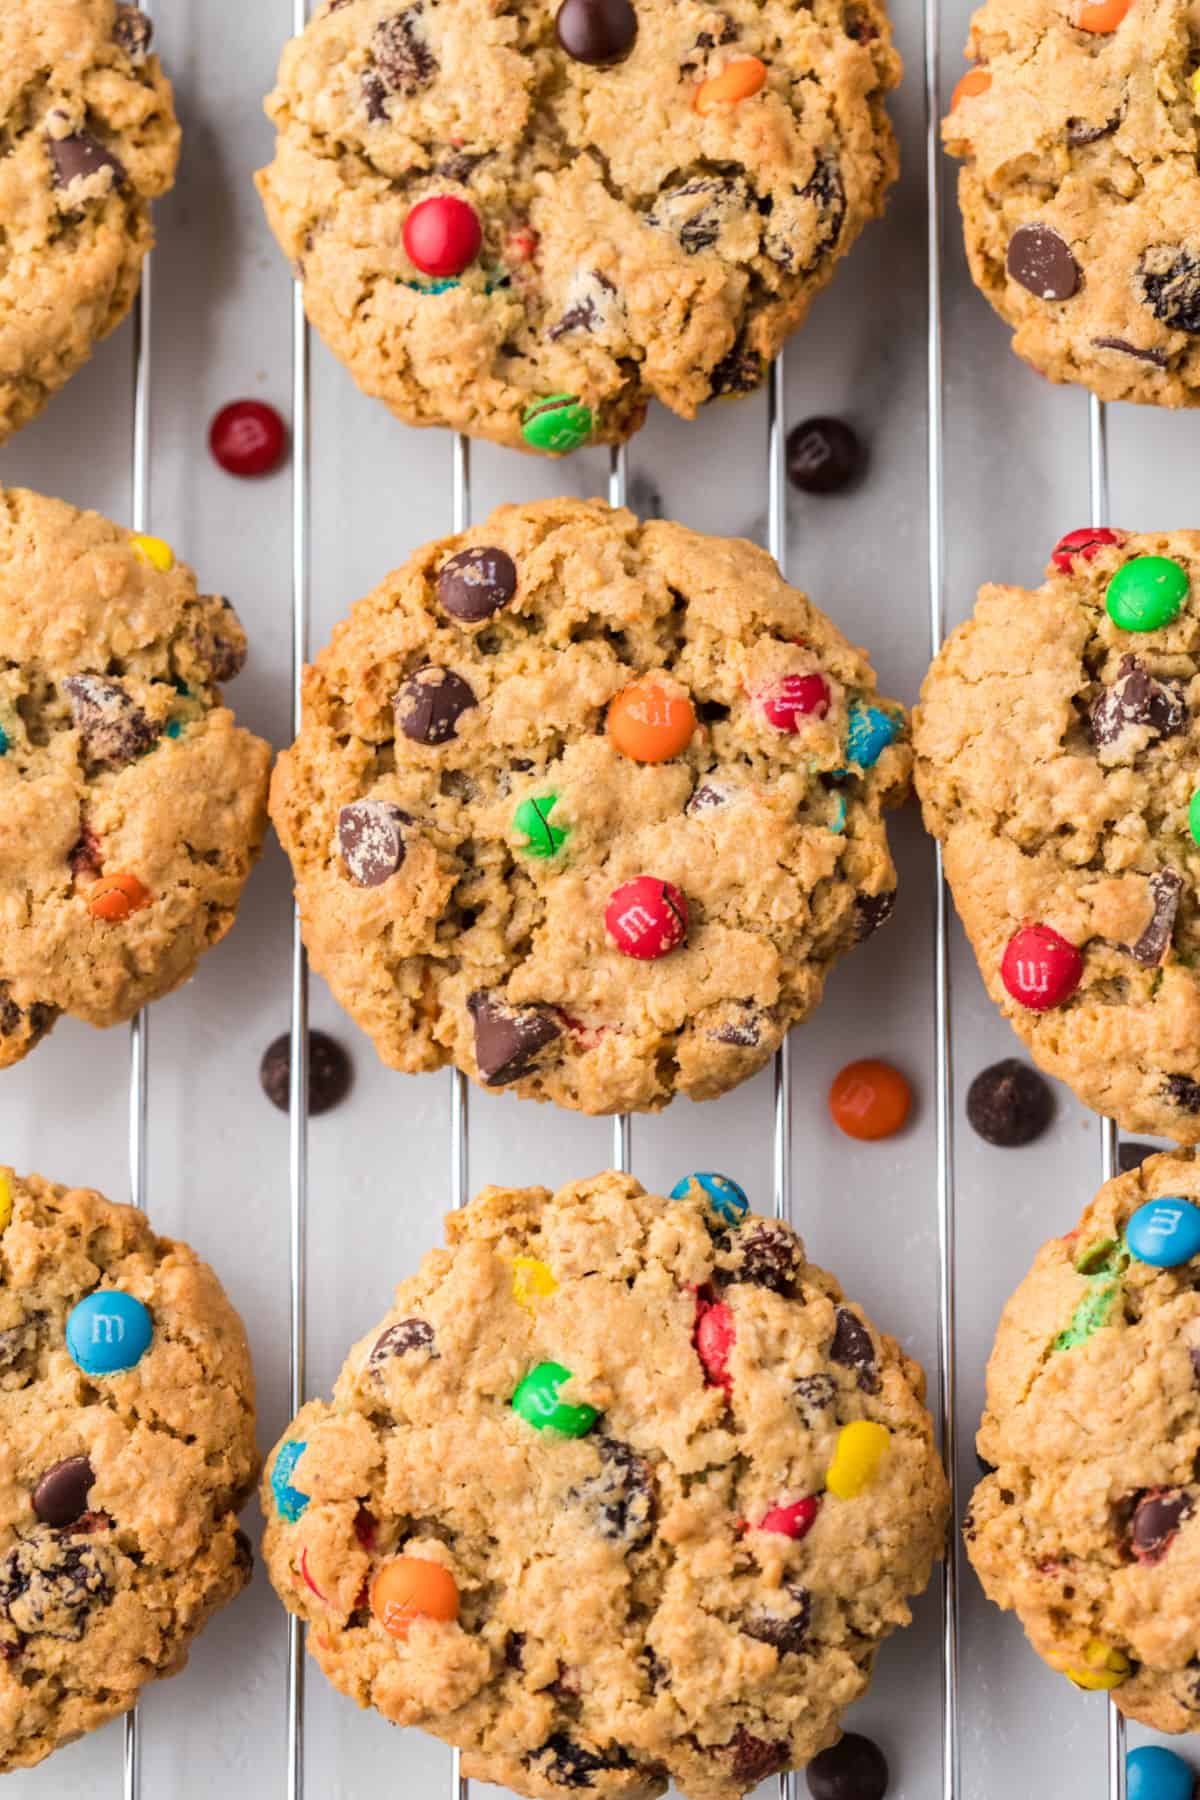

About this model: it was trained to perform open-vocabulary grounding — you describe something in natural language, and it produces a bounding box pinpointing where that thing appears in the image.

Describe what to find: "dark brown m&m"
[1007,223,1079,301]
[437,547,517,623]
[786,417,865,495]
[32,1456,95,1528]
[806,1732,889,1800]
[555,0,638,64]
[395,666,476,744]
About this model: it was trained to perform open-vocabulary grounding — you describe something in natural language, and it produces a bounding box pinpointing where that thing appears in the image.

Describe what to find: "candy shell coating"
[66,1290,153,1376]
[521,395,593,453]
[511,1361,598,1436]
[511,1257,558,1308]
[844,702,900,770]
[669,1171,749,1224]
[1126,1744,1195,1800]
[1105,556,1189,632]
[131,533,174,573]
[825,1420,889,1498]
[1126,1197,1200,1267]
[271,1439,311,1522]
[371,1556,459,1638]
[0,1172,11,1234]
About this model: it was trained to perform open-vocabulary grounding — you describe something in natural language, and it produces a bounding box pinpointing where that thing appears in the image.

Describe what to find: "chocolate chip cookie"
[966,1148,1200,1731]
[0,486,271,1067]
[257,0,901,452]
[262,1171,948,1799]
[914,528,1200,1143]
[0,1167,257,1769]
[270,497,910,1114]
[0,3,179,442]
[944,0,1200,405]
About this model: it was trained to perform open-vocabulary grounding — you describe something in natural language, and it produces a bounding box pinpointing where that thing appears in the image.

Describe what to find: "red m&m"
[694,1296,735,1392]
[757,1496,821,1539]
[759,672,830,732]
[605,877,687,959]
[403,196,482,278]
[1001,924,1083,1010]
[209,400,287,477]
[1051,527,1127,572]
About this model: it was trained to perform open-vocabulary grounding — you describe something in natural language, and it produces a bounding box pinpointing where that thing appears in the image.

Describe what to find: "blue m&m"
[65,1291,152,1375]
[1127,1745,1195,1800]
[669,1172,749,1225]
[270,1440,310,1522]
[1126,1198,1200,1268]
[844,702,901,771]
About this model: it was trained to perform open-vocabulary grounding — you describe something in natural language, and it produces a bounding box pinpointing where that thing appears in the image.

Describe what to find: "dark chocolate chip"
[370,8,437,97]
[786,418,865,495]
[259,1030,353,1116]
[743,1583,810,1655]
[730,1221,802,1293]
[114,5,152,58]
[965,1059,1054,1148]
[855,890,897,941]
[395,666,476,745]
[436,148,488,182]
[49,132,126,192]
[1164,1073,1200,1114]
[829,1308,879,1393]
[806,1731,889,1800]
[1092,337,1169,368]
[1138,247,1200,334]
[31,1458,95,1529]
[569,1437,654,1546]
[1007,223,1079,301]
[793,1373,837,1421]
[0,1530,111,1640]
[62,675,158,766]
[1118,1141,1157,1174]
[1090,654,1187,749]
[1130,1488,1193,1564]
[368,1318,435,1366]
[362,71,389,119]
[708,344,763,398]
[437,547,517,624]
[527,1734,633,1787]
[337,800,412,886]
[467,990,561,1086]
[555,0,638,65]
[1131,869,1182,967]
[726,1728,789,1785]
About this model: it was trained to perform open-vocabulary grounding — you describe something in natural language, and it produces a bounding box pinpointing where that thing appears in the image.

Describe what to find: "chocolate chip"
[259,1030,353,1116]
[49,132,126,193]
[1091,654,1187,749]
[806,1732,888,1800]
[646,177,750,255]
[1130,869,1182,967]
[730,1221,802,1293]
[793,1373,837,1421]
[1118,1141,1157,1174]
[337,800,411,886]
[1138,247,1200,334]
[855,890,896,941]
[1007,223,1079,301]
[726,1728,789,1785]
[1092,337,1169,367]
[114,5,152,58]
[467,991,561,1086]
[787,417,865,495]
[1130,1488,1193,1564]
[436,547,517,624]
[708,343,762,398]
[1066,112,1120,146]
[368,1318,435,1366]
[527,1734,633,1787]
[555,0,638,65]
[965,1060,1054,1147]
[395,666,476,745]
[0,1530,111,1640]
[570,1437,654,1546]
[829,1308,879,1392]
[1164,1073,1200,1114]
[743,1584,810,1655]
[62,676,158,765]
[31,1458,94,1529]
[370,8,437,97]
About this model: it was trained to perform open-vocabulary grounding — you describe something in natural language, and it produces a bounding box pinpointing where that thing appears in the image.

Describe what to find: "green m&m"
[1190,788,1200,847]
[521,394,593,454]
[511,1361,598,1436]
[514,793,568,858]
[1105,556,1189,633]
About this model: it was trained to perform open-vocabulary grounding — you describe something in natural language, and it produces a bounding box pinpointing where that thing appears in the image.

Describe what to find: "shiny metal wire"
[451,431,472,1800]
[609,446,631,1176]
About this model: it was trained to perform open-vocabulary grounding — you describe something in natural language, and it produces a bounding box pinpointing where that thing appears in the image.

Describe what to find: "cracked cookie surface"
[262,1172,948,1800]
[0,1169,257,1770]
[945,0,1200,406]
[257,0,900,452]
[0,486,271,1067]
[0,3,179,442]
[270,497,910,1115]
[914,529,1200,1142]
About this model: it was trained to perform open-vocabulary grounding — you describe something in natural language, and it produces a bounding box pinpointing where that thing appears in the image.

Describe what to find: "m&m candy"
[694,1297,735,1392]
[87,872,152,922]
[66,1290,153,1376]
[1065,1639,1130,1690]
[694,55,767,114]
[825,1421,889,1498]
[607,678,696,762]
[1126,1745,1195,1800]
[1106,557,1189,633]
[131,534,174,573]
[0,1172,11,1234]
[521,394,593,453]
[510,1256,558,1308]
[371,1556,459,1638]
[514,793,568,858]
[270,1440,310,1522]
[669,1171,749,1224]
[1126,1197,1200,1267]
[1000,924,1083,1010]
[209,399,287,477]
[1051,527,1126,572]
[844,702,900,770]
[605,877,687,959]
[829,1059,911,1141]
[511,1361,597,1436]
[1075,0,1132,30]
[950,67,992,110]
[756,1496,820,1539]
[758,673,830,732]
[403,195,482,278]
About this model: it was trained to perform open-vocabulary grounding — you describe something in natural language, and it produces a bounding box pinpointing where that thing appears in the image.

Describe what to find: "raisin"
[527,1732,633,1788]
[1164,1073,1200,1114]
[829,1307,879,1392]
[743,1584,810,1655]
[1138,247,1200,334]
[0,1530,112,1640]
[569,1437,654,1546]
[725,1728,788,1784]
[370,8,437,98]
[708,344,763,398]
[729,1221,802,1293]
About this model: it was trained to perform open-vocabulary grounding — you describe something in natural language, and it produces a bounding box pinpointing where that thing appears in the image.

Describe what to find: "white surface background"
[0,1,1197,1795]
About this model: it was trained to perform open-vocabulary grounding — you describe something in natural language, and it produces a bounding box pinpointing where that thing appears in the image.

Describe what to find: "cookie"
[0,1168,257,1769]
[256,0,901,453]
[0,3,180,442]
[966,1148,1200,1732]
[0,486,271,1067]
[944,0,1200,406]
[269,497,910,1115]
[914,528,1200,1143]
[262,1172,948,1799]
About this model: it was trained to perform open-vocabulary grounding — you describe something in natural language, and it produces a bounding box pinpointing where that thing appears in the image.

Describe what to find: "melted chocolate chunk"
[1092,337,1169,367]
[467,991,561,1086]
[32,1458,95,1529]
[368,1318,435,1366]
[548,271,617,342]
[1090,653,1187,749]
[730,1221,802,1293]
[1130,1487,1193,1564]
[570,1437,654,1546]
[725,1728,788,1785]
[0,1530,112,1640]
[1131,869,1182,967]
[337,800,412,886]
[743,1583,811,1655]
[49,132,126,193]
[829,1307,879,1392]
[62,676,159,766]
[1139,248,1200,334]
[1066,112,1120,146]
[436,149,487,182]
[708,1004,764,1047]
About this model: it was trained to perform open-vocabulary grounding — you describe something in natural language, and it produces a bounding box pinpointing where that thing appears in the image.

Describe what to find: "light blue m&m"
[1127,1197,1200,1268]
[669,1172,749,1225]
[270,1440,310,1522]
[844,702,901,771]
[1127,1744,1196,1800]
[65,1291,152,1376]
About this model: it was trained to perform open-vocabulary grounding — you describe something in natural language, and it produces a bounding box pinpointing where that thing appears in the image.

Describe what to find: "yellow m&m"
[131,533,175,573]
[1065,1640,1130,1691]
[825,1421,890,1499]
[0,1172,11,1234]
[511,1257,558,1310]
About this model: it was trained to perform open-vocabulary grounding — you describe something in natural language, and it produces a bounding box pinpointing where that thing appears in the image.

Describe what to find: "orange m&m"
[607,678,696,762]
[829,1059,912,1142]
[695,56,768,114]
[371,1556,459,1639]
[1073,0,1131,31]
[951,67,991,109]
[87,873,152,922]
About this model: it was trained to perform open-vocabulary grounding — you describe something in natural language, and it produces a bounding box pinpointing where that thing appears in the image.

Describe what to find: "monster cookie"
[262,1172,948,1798]
[0,3,180,442]
[966,1149,1200,1730]
[257,0,901,452]
[0,1169,257,1769]
[915,529,1200,1143]
[270,497,910,1114]
[944,0,1200,406]
[0,486,271,1066]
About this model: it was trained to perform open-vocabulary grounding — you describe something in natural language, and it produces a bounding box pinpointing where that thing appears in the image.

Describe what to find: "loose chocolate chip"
[528,1734,632,1787]
[1092,337,1169,367]
[730,1221,802,1293]
[965,1060,1054,1148]
[395,666,477,745]
[1138,247,1200,334]
[368,1318,435,1366]
[794,1373,837,1421]
[708,344,763,398]
[1131,869,1182,967]
[337,799,412,886]
[855,890,897,941]
[570,1437,654,1546]
[0,1530,111,1640]
[49,132,126,193]
[114,5,152,58]
[726,1728,789,1785]
[786,417,865,495]
[371,8,437,97]
[555,0,638,65]
[467,990,561,1086]
[743,1583,810,1655]
[31,1458,94,1529]
[62,675,158,766]
[437,547,517,624]
[800,154,846,260]
[646,177,750,255]
[806,1731,889,1800]
[829,1307,879,1392]
[1164,1073,1200,1114]
[1091,654,1187,750]
[1118,1141,1157,1174]
[1130,1488,1193,1564]
[1007,223,1079,301]
[259,1030,353,1116]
